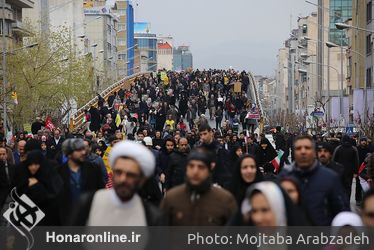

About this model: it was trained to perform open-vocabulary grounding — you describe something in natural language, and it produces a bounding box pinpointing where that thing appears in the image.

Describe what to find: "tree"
[6,26,95,128]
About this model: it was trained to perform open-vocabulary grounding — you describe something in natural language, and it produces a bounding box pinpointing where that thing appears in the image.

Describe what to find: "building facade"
[84,6,118,91]
[157,42,173,71]
[134,22,157,73]
[173,45,193,71]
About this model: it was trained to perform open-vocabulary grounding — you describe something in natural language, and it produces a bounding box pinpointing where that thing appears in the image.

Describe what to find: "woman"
[229,143,243,173]
[255,138,277,178]
[231,181,308,226]
[13,150,63,225]
[228,154,263,205]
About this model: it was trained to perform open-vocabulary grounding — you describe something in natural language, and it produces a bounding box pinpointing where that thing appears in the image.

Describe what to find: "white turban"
[109,141,155,178]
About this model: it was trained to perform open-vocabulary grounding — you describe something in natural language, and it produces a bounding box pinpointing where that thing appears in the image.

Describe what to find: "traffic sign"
[311,111,324,117]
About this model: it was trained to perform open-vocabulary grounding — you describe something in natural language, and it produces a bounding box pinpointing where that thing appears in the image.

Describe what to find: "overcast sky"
[109,0,315,76]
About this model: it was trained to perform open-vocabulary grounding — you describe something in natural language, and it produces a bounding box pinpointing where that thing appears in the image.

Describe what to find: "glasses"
[113,169,141,179]
[364,212,374,218]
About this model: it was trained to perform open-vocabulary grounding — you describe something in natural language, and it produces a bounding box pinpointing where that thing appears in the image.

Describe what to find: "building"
[365,0,374,119]
[1,0,34,52]
[134,22,157,73]
[23,0,86,54]
[329,0,352,46]
[173,45,193,71]
[157,42,173,71]
[110,0,134,77]
[84,6,118,91]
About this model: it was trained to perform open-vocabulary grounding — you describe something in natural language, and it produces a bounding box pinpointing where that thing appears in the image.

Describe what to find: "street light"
[91,43,98,48]
[298,69,308,74]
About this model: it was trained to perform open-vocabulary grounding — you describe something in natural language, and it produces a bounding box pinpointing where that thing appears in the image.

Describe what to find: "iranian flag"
[271,150,284,173]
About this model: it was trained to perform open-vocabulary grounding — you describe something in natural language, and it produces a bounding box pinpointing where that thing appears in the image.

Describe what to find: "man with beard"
[57,138,104,224]
[317,142,345,187]
[161,148,237,226]
[165,138,190,189]
[197,124,231,188]
[69,141,164,226]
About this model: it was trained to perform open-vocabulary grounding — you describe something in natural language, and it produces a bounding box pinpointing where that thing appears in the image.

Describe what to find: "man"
[47,128,64,160]
[0,146,15,209]
[332,135,359,200]
[84,139,108,184]
[69,141,164,226]
[279,135,349,226]
[13,140,26,165]
[31,117,44,135]
[0,136,14,165]
[317,142,345,187]
[57,138,104,224]
[198,124,231,188]
[362,189,374,226]
[166,138,190,189]
[161,148,237,226]
[247,134,259,155]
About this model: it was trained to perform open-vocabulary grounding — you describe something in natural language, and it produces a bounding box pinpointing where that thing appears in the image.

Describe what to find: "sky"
[108,0,315,76]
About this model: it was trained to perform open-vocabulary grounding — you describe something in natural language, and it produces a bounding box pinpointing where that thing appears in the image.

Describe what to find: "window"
[368,1,372,23]
[367,67,373,88]
[367,34,372,55]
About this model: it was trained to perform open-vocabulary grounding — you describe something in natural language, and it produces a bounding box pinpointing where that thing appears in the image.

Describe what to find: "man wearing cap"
[57,138,104,224]
[69,141,164,226]
[357,137,373,204]
[317,142,345,187]
[161,148,237,226]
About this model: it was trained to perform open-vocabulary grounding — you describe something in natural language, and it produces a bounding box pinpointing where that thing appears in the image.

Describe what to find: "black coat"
[56,161,104,224]
[166,151,188,189]
[47,137,64,160]
[13,158,63,225]
[0,162,15,209]
[89,107,101,132]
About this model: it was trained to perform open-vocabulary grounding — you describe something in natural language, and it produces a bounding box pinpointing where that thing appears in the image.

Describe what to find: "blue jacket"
[279,161,349,226]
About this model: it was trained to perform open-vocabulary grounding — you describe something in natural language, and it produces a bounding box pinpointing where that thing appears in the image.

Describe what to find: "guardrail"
[70,72,151,131]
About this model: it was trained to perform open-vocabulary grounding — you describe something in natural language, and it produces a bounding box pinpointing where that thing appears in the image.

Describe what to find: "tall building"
[134,22,157,73]
[84,6,118,91]
[173,45,193,71]
[111,0,134,77]
[157,42,173,71]
[329,0,352,46]
[23,0,86,54]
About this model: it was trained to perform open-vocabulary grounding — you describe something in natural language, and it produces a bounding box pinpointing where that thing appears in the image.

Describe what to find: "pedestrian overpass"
[70,71,263,132]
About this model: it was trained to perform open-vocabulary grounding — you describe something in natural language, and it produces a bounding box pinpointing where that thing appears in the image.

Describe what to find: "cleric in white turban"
[68,141,165,226]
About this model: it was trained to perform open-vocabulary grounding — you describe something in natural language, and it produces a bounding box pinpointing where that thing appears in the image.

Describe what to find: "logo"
[3,188,45,250]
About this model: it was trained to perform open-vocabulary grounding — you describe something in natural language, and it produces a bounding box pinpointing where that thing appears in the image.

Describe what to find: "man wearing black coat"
[0,146,15,209]
[333,135,360,199]
[279,135,349,226]
[166,138,190,189]
[57,138,104,224]
[198,124,231,188]
[47,128,64,160]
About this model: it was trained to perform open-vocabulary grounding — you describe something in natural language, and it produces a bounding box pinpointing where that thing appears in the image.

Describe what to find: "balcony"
[11,0,34,8]
[12,20,32,36]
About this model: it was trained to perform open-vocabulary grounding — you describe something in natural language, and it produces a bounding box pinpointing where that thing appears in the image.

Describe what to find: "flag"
[11,91,18,105]
[115,113,121,127]
[270,149,284,173]
[45,116,55,131]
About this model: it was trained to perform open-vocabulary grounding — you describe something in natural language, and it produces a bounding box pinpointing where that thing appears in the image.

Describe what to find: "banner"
[45,116,55,132]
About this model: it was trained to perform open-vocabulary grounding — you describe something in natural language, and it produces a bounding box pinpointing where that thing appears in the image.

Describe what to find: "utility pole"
[317,0,324,100]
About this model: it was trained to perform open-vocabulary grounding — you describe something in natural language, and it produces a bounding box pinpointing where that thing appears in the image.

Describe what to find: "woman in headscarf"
[228,154,263,205]
[255,138,278,178]
[13,150,63,225]
[230,181,308,226]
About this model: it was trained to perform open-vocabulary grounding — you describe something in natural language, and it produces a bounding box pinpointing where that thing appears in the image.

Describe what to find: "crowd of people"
[0,69,374,231]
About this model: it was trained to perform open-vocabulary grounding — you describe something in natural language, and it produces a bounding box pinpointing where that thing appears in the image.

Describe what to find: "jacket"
[278,161,349,226]
[165,150,188,189]
[57,161,105,224]
[160,184,237,226]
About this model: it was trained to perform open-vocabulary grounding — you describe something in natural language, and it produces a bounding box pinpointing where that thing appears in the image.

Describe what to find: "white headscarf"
[242,182,287,226]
